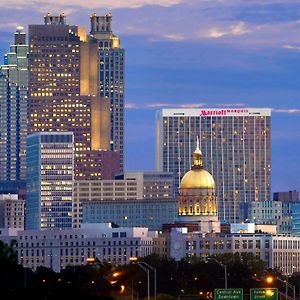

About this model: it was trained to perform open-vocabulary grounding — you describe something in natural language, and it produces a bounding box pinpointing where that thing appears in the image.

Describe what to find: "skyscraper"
[26,132,74,230]
[90,13,125,171]
[28,13,119,180]
[156,108,271,223]
[0,26,28,182]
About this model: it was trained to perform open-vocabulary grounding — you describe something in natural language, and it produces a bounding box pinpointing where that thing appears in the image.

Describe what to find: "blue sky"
[0,0,299,195]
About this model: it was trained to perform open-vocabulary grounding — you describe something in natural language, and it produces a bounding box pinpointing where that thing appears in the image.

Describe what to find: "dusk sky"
[0,0,299,195]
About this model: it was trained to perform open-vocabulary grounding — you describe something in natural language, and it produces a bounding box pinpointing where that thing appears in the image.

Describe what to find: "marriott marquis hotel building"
[156,108,271,223]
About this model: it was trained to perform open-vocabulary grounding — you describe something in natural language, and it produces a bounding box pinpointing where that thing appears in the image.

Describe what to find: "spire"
[196,136,200,150]
[192,136,203,168]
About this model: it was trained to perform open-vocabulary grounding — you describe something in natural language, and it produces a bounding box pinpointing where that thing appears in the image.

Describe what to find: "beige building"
[1,223,156,272]
[73,172,174,228]
[0,194,25,229]
[170,229,300,275]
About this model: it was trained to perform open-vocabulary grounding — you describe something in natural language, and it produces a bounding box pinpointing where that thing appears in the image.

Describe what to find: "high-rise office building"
[90,13,125,171]
[156,108,271,223]
[0,194,25,229]
[0,26,28,182]
[28,13,118,180]
[73,171,175,228]
[26,132,74,230]
[274,191,299,202]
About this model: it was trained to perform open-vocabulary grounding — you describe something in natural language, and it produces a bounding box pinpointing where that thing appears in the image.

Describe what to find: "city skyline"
[0,2,299,194]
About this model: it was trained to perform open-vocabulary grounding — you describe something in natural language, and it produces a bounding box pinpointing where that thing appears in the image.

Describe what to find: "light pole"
[127,282,139,300]
[266,276,296,300]
[207,258,227,289]
[136,263,150,300]
[130,257,157,300]
[278,277,295,300]
[138,261,157,300]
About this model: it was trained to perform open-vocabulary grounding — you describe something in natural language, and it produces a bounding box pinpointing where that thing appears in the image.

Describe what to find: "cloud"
[1,0,300,50]
[3,0,184,9]
[125,102,207,109]
[206,22,251,38]
[125,102,140,109]
[177,103,207,108]
[147,103,171,108]
[125,102,273,110]
[126,103,300,114]
[161,34,185,41]
[273,108,300,114]
[0,22,20,30]
[282,44,300,51]
[215,103,246,107]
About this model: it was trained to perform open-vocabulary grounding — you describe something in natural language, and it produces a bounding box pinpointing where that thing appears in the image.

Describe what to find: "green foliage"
[113,253,270,298]
[156,293,177,300]
[0,247,287,299]
[0,240,18,267]
[0,241,115,299]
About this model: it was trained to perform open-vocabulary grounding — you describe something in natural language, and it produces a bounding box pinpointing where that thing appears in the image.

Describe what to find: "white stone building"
[170,228,300,275]
[0,223,156,272]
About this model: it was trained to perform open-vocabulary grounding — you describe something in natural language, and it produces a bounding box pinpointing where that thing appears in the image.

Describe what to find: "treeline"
[1,240,299,299]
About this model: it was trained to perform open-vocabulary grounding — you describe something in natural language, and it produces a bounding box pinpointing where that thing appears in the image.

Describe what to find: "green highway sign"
[250,288,278,300]
[214,289,243,300]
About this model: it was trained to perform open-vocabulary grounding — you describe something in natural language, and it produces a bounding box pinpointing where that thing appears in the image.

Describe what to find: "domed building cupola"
[180,138,215,190]
[177,137,220,233]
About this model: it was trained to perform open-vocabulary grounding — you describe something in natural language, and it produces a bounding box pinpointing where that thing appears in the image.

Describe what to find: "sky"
[0,0,299,195]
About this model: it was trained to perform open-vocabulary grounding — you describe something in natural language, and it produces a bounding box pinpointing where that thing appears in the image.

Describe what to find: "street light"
[130,257,157,300]
[265,276,295,300]
[206,258,227,289]
[138,261,156,300]
[136,262,150,300]
[127,281,139,300]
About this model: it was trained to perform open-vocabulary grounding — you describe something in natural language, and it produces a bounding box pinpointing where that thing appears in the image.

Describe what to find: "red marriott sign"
[200,109,249,116]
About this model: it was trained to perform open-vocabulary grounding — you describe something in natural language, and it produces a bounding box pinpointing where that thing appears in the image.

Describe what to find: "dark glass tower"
[0,26,28,182]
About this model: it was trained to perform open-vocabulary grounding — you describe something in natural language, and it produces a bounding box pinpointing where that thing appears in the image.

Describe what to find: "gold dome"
[180,169,215,189]
[180,137,215,189]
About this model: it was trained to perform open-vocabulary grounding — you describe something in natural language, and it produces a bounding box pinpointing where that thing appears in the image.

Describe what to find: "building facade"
[28,13,116,180]
[26,132,74,230]
[176,138,220,233]
[1,223,156,272]
[291,204,300,236]
[156,108,271,223]
[241,201,300,235]
[170,229,300,275]
[0,26,28,182]
[0,194,25,229]
[274,191,299,202]
[241,201,282,226]
[73,172,174,228]
[90,13,125,171]
[82,199,178,230]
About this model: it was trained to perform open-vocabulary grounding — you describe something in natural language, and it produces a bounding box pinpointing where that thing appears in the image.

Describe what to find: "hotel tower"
[156,108,271,223]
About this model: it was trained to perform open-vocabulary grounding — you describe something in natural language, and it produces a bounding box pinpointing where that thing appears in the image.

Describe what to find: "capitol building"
[169,140,300,275]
